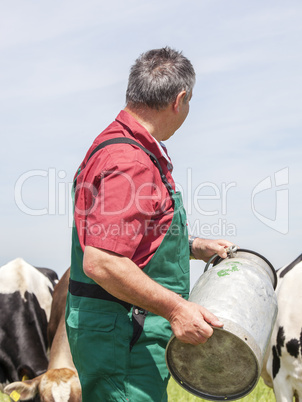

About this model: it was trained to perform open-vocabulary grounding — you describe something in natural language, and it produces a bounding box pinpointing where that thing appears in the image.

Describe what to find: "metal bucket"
[166,247,278,401]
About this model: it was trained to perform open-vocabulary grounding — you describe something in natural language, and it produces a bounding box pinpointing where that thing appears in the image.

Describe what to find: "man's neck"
[124,105,174,142]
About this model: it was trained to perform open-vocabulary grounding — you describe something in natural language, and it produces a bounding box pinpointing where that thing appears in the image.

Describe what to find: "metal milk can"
[166,246,278,401]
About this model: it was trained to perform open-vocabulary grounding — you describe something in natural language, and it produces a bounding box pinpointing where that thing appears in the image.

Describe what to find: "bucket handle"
[204,246,278,289]
[204,245,238,272]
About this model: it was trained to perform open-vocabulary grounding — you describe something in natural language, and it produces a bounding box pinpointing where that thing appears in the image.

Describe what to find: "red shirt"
[74,110,175,268]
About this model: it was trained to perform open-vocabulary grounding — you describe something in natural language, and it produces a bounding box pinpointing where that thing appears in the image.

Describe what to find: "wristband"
[189,235,198,258]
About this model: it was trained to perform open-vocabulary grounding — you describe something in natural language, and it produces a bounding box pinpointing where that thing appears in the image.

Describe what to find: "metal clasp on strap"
[130,306,148,351]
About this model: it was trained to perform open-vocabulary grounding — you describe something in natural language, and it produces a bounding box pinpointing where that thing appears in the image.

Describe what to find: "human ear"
[173,91,187,113]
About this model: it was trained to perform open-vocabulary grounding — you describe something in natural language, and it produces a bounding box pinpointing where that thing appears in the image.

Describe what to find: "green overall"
[65,138,190,401]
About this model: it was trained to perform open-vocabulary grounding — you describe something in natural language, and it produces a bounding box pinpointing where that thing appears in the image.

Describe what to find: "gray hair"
[126,47,196,110]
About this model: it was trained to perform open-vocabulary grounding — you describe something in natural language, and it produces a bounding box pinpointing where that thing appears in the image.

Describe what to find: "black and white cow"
[0,258,58,397]
[4,268,82,402]
[262,253,302,402]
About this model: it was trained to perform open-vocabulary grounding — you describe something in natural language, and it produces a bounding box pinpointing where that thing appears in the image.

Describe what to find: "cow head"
[4,368,81,402]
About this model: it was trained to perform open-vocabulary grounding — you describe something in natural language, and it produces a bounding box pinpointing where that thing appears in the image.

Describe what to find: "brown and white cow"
[4,268,82,402]
[261,254,302,402]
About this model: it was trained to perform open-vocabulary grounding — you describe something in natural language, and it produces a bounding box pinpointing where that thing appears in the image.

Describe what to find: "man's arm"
[83,245,223,345]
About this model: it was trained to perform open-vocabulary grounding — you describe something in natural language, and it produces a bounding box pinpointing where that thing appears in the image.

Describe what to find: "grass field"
[0,391,10,402]
[167,376,275,402]
[0,377,275,401]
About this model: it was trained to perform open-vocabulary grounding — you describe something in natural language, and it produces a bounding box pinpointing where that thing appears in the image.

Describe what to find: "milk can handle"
[203,246,278,289]
[204,245,238,272]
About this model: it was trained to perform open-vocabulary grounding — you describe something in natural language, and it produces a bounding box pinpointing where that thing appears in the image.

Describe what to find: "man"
[65,47,233,401]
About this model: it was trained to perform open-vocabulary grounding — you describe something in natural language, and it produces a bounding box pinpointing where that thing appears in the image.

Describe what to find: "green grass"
[167,377,275,401]
[0,391,11,402]
[1,377,274,401]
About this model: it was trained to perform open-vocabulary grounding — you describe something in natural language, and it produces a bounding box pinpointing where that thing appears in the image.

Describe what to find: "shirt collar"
[153,138,173,172]
[115,110,173,171]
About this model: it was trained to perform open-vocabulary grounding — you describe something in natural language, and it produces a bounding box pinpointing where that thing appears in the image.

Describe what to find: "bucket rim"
[209,248,277,289]
[166,323,260,401]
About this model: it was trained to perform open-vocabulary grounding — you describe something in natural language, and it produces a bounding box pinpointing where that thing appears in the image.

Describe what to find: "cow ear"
[4,377,40,401]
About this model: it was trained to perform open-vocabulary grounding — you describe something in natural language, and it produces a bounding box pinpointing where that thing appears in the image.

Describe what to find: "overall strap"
[81,137,173,195]
[72,136,175,350]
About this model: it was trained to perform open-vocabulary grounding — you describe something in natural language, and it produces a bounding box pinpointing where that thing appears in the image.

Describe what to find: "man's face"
[161,90,193,141]
[176,90,192,130]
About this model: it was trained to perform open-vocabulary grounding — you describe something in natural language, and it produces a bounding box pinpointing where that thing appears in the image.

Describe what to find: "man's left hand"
[190,238,234,262]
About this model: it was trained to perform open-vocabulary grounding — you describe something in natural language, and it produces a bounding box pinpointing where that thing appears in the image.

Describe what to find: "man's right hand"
[168,300,223,345]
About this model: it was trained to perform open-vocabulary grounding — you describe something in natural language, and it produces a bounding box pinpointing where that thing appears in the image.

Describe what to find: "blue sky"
[1,0,301,286]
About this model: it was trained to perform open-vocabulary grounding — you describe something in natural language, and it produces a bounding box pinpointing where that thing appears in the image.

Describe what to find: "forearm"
[83,245,184,320]
[83,245,223,345]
